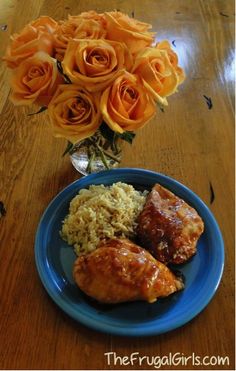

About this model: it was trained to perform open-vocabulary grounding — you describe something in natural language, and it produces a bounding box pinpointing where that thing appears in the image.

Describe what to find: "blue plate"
[35,168,224,336]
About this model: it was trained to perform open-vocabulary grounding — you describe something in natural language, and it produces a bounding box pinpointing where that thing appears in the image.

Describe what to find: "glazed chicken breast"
[73,238,184,304]
[137,184,204,264]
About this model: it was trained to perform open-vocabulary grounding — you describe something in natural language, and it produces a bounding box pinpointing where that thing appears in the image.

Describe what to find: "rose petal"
[10,51,63,106]
[48,84,102,143]
[62,38,132,92]
[100,72,156,133]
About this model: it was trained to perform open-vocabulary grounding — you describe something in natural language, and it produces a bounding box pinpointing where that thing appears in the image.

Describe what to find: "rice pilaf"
[61,182,148,255]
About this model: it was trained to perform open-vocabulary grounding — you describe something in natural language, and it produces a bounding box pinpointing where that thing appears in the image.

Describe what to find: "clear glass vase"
[70,131,122,176]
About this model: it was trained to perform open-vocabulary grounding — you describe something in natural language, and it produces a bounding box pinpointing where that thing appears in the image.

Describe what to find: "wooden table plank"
[0,0,234,369]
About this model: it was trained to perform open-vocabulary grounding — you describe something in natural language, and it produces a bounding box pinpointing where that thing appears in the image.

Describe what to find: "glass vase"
[70,131,122,176]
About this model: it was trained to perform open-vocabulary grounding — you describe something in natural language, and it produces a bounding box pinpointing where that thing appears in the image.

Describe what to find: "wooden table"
[0,0,234,369]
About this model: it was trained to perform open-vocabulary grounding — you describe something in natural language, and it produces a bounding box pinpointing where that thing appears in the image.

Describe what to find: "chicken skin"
[73,238,184,304]
[137,184,204,264]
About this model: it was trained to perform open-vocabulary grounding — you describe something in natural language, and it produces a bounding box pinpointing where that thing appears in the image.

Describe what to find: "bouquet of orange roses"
[3,11,185,172]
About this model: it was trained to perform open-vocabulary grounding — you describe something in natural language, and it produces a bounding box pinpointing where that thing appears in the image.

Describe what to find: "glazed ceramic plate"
[35,168,224,336]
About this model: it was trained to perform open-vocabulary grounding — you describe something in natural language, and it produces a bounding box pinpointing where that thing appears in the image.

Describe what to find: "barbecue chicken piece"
[137,184,204,264]
[73,238,184,304]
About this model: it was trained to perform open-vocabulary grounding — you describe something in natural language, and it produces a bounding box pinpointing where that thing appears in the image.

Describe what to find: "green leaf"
[0,201,6,218]
[157,102,165,113]
[99,121,116,143]
[56,60,71,84]
[117,131,136,144]
[100,122,135,145]
[62,141,74,157]
[27,106,47,116]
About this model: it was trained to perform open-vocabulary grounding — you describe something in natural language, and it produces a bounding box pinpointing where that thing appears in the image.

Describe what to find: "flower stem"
[99,147,121,162]
[86,136,121,172]
[95,143,110,169]
[86,151,95,173]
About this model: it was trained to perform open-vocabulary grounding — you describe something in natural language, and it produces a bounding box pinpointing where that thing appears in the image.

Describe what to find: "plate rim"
[35,168,224,336]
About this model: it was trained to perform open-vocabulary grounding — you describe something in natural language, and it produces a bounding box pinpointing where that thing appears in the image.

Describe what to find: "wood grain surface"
[0,0,234,369]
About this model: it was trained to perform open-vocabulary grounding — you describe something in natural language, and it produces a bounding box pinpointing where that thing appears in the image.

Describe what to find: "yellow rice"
[61,182,147,255]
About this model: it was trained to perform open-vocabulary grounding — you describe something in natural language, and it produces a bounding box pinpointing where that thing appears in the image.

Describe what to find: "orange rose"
[10,52,63,106]
[156,40,185,84]
[30,16,58,33]
[69,11,107,28]
[53,14,106,61]
[100,72,156,133]
[62,38,133,92]
[132,47,180,105]
[104,11,155,54]
[48,84,102,144]
[3,16,57,69]
[77,10,106,22]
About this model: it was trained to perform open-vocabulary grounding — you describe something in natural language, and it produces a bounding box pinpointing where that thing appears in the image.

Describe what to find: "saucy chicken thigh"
[137,184,204,264]
[73,238,184,304]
